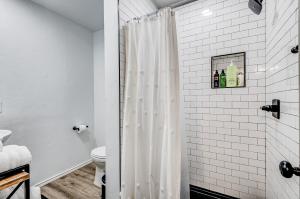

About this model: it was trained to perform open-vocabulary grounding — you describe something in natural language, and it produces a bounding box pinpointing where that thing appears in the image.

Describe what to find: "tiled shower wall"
[176,0,267,198]
[119,0,157,138]
[266,0,299,198]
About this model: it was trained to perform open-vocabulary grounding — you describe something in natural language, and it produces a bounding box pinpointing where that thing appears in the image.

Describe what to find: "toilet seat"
[91,146,106,160]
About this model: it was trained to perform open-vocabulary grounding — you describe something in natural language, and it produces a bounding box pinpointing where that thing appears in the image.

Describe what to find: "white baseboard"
[35,159,93,187]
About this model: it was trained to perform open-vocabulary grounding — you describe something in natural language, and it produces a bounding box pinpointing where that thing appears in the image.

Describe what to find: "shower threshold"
[190,185,239,199]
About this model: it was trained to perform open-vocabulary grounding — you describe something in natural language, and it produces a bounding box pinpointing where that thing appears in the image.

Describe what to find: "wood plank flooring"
[41,163,101,199]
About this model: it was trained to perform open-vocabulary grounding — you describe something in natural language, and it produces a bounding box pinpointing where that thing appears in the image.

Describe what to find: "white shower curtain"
[121,8,189,199]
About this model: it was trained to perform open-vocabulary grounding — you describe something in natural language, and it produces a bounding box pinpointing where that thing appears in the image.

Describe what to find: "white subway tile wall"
[118,0,300,198]
[266,0,299,199]
[175,0,266,198]
[119,0,157,140]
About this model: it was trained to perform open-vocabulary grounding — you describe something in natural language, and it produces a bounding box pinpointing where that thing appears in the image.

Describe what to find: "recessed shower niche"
[211,52,246,89]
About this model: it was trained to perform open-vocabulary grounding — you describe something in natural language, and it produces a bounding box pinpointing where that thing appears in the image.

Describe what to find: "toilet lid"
[91,146,106,159]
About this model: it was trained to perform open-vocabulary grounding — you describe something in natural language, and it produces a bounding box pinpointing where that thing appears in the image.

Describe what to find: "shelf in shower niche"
[211,52,246,89]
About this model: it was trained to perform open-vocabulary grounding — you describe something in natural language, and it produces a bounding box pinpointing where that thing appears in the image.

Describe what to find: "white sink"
[0,130,12,143]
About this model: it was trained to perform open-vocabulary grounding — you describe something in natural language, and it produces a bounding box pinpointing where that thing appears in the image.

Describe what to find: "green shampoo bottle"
[220,69,226,88]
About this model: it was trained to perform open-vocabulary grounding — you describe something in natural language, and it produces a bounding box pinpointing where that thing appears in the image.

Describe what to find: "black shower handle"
[260,105,278,112]
[260,99,280,119]
[291,45,298,54]
[279,161,300,178]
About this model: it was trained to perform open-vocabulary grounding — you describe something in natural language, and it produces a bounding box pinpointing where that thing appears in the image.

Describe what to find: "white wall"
[176,0,266,198]
[104,0,120,198]
[266,0,299,198]
[0,0,95,184]
[94,30,105,147]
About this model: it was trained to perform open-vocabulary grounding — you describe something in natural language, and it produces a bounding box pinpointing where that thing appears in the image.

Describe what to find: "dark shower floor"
[190,185,239,199]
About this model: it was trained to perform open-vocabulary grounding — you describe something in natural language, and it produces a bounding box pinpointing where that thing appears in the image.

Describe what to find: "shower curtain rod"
[130,0,198,21]
[149,0,198,16]
[168,0,199,9]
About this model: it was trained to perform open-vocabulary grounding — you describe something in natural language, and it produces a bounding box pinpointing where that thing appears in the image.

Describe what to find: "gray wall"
[0,0,96,184]
[94,30,105,147]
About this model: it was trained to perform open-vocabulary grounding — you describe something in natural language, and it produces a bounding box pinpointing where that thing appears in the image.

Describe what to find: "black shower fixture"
[248,0,263,15]
[291,45,299,54]
[260,99,280,119]
[279,161,300,178]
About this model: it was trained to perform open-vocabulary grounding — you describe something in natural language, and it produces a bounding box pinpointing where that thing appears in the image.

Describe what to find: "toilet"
[91,146,106,187]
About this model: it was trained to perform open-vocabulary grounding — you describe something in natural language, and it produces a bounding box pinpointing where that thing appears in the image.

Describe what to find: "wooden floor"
[41,163,101,199]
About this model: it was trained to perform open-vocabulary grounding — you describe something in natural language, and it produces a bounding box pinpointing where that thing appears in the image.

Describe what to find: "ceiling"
[152,0,184,8]
[31,0,104,31]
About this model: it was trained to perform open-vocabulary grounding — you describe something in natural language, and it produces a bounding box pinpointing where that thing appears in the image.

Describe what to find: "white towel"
[0,141,2,152]
[0,145,36,199]
[0,145,32,173]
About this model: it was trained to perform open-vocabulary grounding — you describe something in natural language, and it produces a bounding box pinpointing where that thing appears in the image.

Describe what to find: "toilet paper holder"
[73,125,89,132]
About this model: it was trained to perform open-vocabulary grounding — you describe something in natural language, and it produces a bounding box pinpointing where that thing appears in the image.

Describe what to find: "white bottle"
[237,72,244,87]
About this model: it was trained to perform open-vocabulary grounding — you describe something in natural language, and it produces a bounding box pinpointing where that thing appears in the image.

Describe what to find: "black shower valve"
[279,161,300,178]
[260,99,280,119]
[291,45,298,54]
[260,105,278,112]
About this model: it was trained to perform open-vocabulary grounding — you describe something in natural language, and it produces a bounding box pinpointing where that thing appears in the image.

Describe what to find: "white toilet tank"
[91,146,106,161]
